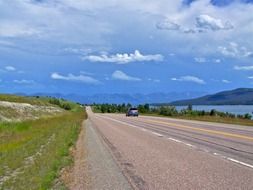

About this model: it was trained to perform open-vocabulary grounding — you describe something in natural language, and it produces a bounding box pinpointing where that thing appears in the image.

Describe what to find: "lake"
[175,105,253,116]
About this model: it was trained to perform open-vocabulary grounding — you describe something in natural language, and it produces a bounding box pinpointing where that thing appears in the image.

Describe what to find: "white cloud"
[0,22,42,38]
[218,42,253,58]
[156,20,180,30]
[0,0,253,69]
[171,75,205,84]
[194,58,221,63]
[82,50,163,64]
[248,76,253,79]
[234,65,253,71]
[13,79,35,84]
[214,59,221,63]
[51,72,100,84]
[195,14,233,31]
[148,78,160,82]
[63,48,93,55]
[112,70,141,81]
[5,66,16,71]
[221,79,231,83]
[194,57,206,63]
[157,14,233,34]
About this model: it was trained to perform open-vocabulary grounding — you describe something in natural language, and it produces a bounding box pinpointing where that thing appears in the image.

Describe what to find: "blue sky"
[0,0,253,95]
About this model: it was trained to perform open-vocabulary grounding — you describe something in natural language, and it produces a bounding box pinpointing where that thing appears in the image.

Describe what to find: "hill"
[170,88,253,105]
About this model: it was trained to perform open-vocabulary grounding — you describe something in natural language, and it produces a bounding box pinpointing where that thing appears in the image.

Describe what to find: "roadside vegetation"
[0,95,86,190]
[92,103,253,126]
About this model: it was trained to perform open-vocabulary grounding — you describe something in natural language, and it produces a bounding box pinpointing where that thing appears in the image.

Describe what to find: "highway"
[87,108,253,189]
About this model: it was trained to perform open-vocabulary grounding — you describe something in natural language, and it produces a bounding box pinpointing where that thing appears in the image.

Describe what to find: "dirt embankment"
[0,101,63,122]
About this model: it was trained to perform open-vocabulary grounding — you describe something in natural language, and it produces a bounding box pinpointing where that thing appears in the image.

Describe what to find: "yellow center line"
[142,119,253,141]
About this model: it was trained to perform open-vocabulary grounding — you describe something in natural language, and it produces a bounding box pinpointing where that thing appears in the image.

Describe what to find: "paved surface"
[87,108,253,190]
[86,119,132,190]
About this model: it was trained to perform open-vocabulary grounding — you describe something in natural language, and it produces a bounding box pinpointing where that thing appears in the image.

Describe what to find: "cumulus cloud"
[156,20,180,30]
[51,72,100,84]
[5,66,16,71]
[112,70,141,81]
[13,79,35,84]
[234,65,253,71]
[218,42,253,58]
[82,50,163,64]
[171,75,205,84]
[195,14,233,31]
[157,14,233,34]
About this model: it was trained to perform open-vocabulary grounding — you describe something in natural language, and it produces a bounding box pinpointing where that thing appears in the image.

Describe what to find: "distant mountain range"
[24,91,206,105]
[169,88,253,105]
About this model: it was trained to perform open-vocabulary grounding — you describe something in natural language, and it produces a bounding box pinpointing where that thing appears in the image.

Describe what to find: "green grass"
[0,103,86,189]
[142,113,253,126]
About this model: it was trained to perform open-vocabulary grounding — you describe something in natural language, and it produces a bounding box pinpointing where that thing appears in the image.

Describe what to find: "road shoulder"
[86,119,132,190]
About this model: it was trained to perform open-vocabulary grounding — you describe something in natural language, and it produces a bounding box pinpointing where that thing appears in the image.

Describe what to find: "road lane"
[87,110,253,189]
[103,114,253,167]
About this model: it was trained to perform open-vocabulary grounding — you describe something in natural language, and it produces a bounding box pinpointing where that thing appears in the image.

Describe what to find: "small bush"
[49,98,61,106]
[61,103,71,110]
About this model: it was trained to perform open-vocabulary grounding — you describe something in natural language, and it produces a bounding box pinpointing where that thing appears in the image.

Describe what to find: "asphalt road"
[87,108,253,190]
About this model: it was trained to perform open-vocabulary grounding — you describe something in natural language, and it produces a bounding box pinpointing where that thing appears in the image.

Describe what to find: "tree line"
[92,103,252,120]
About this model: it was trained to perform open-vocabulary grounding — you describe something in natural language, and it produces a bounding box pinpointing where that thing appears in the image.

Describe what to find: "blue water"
[175,105,253,116]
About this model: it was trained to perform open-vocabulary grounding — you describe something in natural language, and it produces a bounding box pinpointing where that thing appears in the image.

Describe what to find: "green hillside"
[170,88,253,105]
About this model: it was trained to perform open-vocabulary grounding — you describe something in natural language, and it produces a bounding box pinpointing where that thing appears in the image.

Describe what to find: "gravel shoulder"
[86,119,132,190]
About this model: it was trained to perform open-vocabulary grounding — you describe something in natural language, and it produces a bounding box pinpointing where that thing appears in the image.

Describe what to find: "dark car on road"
[126,108,139,117]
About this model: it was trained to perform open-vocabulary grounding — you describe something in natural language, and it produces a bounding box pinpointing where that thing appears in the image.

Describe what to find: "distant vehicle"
[126,108,139,117]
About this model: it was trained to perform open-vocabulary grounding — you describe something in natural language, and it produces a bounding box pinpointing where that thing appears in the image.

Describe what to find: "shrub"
[61,103,71,110]
[159,106,178,116]
[243,113,252,120]
[49,98,61,106]
[210,109,217,116]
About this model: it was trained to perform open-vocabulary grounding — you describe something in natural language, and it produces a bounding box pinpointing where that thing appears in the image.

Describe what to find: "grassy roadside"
[0,104,86,189]
[142,113,253,126]
[0,94,52,106]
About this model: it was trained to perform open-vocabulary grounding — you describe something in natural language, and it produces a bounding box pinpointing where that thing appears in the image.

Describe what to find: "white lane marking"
[226,158,253,169]
[167,137,195,148]
[97,115,253,170]
[167,137,182,143]
[152,132,163,137]
[185,143,195,147]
